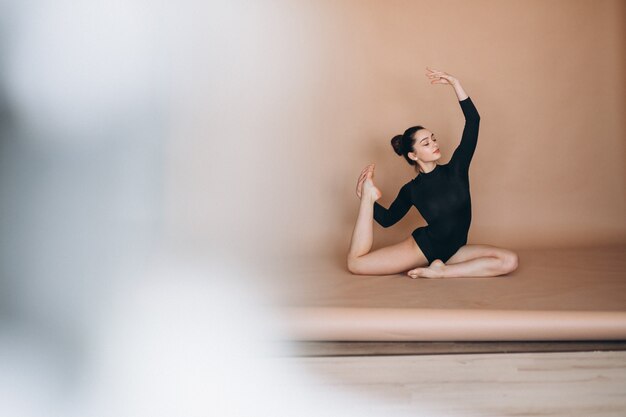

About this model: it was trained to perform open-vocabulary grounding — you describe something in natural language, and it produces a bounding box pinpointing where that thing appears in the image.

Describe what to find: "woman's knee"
[502,251,519,273]
[347,255,364,275]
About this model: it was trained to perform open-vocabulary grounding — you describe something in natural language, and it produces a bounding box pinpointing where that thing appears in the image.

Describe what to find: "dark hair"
[390,125,425,167]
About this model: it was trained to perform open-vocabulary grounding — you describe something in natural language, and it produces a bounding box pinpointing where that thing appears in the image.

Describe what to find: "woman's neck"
[418,161,438,174]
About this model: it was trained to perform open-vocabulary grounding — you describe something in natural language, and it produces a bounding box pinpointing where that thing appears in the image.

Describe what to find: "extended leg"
[348,167,381,259]
[348,235,429,276]
[347,172,428,275]
[348,196,376,259]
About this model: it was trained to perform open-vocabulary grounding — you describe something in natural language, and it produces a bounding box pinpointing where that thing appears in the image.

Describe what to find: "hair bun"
[391,134,404,156]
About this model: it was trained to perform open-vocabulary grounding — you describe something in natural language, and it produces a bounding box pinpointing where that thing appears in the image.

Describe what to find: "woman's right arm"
[373,183,412,228]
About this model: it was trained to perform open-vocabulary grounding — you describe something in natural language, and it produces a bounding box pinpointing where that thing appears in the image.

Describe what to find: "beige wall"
[164,0,626,265]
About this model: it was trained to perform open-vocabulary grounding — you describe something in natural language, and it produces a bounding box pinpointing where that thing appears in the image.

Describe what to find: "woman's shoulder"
[400,179,416,193]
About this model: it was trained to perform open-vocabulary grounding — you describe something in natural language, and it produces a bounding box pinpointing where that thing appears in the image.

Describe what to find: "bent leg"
[348,236,429,276]
[446,244,519,275]
[408,244,519,279]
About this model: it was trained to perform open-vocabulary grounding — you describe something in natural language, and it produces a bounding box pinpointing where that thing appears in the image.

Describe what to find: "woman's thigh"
[348,236,429,275]
[446,244,517,265]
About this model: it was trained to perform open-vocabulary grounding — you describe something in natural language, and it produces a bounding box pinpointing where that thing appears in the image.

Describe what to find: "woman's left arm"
[450,95,480,173]
[451,79,468,101]
[426,68,480,173]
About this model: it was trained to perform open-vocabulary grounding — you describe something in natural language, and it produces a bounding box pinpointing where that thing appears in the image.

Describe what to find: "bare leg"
[407,244,519,279]
[347,166,429,275]
[348,192,379,259]
[408,257,505,279]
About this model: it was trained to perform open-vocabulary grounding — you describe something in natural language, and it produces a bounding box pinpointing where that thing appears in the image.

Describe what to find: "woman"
[347,67,518,279]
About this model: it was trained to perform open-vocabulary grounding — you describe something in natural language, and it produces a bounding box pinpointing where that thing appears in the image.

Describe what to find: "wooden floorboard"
[282,351,626,417]
[289,340,626,357]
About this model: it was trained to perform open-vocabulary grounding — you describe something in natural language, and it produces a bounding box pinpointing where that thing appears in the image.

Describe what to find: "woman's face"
[409,129,441,163]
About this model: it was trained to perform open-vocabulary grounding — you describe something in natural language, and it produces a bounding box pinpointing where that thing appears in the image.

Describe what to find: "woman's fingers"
[357,164,375,186]
[356,164,375,197]
[357,172,370,188]
[360,164,375,179]
[427,72,447,79]
[358,167,371,182]
[429,72,453,84]
[357,167,371,192]
[360,163,374,175]
[426,67,450,82]
[425,68,457,85]
[358,171,368,184]
[426,67,444,75]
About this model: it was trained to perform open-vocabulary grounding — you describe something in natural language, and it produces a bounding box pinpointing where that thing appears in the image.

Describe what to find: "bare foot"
[362,171,382,203]
[407,259,446,279]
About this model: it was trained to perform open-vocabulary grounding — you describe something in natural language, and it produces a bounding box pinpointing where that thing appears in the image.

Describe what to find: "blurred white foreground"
[1,251,441,417]
[0,1,450,416]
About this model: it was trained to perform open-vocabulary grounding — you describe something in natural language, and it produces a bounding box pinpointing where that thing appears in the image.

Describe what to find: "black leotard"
[373,96,480,264]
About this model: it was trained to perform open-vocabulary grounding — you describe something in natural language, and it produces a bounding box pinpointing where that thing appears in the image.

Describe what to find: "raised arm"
[448,95,480,173]
[426,68,480,174]
[373,183,412,228]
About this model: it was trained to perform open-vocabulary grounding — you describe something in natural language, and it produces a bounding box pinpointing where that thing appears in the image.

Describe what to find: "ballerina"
[347,67,518,279]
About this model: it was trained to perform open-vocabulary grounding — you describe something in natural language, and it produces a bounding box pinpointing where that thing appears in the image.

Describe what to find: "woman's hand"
[426,67,468,101]
[425,67,459,86]
[356,163,375,199]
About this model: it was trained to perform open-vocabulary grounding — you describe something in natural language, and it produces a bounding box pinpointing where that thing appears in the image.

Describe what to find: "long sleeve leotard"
[373,96,480,263]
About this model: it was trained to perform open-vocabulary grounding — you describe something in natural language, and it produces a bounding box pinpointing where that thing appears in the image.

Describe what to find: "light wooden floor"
[281,350,626,417]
